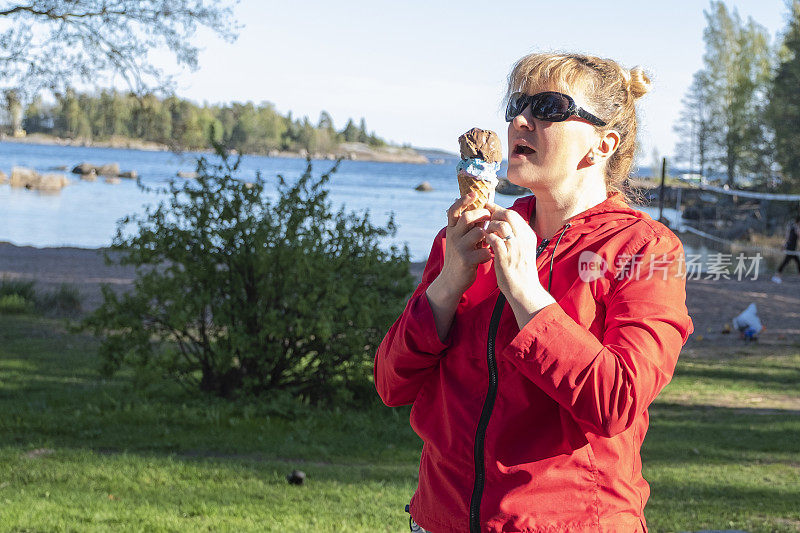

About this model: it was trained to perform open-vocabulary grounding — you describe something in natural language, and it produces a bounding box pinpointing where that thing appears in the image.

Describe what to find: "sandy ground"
[0,242,135,311]
[2,241,799,349]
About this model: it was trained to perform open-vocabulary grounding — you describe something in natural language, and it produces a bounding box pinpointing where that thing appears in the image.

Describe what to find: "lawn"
[0,314,798,532]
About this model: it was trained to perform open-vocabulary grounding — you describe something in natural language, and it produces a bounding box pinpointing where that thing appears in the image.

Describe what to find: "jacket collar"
[514,191,647,238]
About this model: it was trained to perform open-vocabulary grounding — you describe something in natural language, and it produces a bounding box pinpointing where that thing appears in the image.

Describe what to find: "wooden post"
[658,157,667,223]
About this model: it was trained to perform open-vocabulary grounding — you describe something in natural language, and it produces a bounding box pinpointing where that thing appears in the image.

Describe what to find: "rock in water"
[37,174,69,191]
[286,470,306,485]
[496,177,528,196]
[72,162,95,175]
[10,167,39,188]
[415,181,433,192]
[96,163,120,176]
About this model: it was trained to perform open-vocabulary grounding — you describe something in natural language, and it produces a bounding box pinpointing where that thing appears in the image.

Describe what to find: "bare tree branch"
[0,0,239,99]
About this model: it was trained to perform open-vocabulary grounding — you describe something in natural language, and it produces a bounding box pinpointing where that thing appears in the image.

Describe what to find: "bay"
[0,141,696,263]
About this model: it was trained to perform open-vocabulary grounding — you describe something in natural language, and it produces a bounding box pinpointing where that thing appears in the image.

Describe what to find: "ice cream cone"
[456,128,502,211]
[458,170,495,211]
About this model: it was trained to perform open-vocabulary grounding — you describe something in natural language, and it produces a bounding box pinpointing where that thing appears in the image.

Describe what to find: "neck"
[529,173,609,240]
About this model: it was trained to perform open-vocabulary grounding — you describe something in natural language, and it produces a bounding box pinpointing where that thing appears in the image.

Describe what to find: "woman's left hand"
[483,203,556,327]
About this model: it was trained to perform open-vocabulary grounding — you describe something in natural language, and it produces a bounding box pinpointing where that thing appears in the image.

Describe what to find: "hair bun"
[626,66,651,99]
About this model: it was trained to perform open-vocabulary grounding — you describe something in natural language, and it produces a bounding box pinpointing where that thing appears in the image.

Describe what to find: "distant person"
[375,52,693,532]
[771,215,800,283]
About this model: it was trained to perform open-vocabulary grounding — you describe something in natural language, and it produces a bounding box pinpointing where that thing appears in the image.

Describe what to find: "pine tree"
[673,71,714,179]
[357,117,369,143]
[768,0,800,193]
[341,119,359,142]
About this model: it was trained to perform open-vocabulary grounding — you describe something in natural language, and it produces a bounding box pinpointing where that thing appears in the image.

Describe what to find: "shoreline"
[2,241,798,349]
[0,134,430,165]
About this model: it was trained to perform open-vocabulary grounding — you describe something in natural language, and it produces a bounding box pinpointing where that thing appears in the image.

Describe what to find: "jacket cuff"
[405,291,451,355]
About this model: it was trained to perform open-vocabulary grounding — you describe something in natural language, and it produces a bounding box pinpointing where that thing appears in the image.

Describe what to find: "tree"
[768,0,800,193]
[317,110,334,131]
[358,117,369,143]
[700,1,773,187]
[0,1,238,98]
[340,118,359,142]
[673,71,714,178]
[650,147,662,179]
[4,89,23,135]
[22,95,48,133]
[80,153,413,403]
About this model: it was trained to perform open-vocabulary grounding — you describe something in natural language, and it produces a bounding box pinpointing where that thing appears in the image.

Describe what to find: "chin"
[506,166,538,190]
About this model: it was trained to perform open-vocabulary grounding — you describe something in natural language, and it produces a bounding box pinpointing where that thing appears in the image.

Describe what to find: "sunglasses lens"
[506,92,575,122]
[505,93,525,121]
[533,93,571,121]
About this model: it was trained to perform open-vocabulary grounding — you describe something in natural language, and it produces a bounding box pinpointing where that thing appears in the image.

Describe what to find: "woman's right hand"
[438,192,493,295]
[425,193,492,341]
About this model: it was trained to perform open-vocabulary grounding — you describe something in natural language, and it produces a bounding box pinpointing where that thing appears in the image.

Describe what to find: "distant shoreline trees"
[18,89,389,154]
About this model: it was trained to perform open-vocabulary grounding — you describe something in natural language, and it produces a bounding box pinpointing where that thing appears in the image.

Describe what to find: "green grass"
[0,315,799,532]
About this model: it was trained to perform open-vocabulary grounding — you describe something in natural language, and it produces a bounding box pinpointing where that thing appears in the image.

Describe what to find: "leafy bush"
[0,294,34,314]
[0,279,83,316]
[81,153,413,404]
[37,283,83,316]
[0,279,37,301]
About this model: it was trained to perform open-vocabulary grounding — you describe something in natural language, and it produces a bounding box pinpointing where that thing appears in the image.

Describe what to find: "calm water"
[0,141,694,262]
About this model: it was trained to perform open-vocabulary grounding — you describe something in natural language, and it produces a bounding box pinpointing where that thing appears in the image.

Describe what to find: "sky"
[164,0,790,162]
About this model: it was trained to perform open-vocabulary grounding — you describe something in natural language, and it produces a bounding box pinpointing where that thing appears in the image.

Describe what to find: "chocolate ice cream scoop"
[456,127,502,211]
[458,128,502,164]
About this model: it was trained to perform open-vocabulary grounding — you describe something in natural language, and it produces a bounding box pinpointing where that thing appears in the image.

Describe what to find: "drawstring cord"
[546,223,571,292]
[528,201,573,293]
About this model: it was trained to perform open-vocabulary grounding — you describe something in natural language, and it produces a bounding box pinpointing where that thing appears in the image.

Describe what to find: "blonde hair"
[505,52,651,200]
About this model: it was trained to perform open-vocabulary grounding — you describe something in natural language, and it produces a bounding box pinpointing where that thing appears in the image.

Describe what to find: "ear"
[593,129,620,162]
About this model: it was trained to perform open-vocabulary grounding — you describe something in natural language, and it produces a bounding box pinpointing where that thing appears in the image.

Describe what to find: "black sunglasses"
[505,91,607,127]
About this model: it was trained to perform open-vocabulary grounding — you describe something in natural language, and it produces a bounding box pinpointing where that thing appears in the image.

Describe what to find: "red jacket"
[374,192,694,533]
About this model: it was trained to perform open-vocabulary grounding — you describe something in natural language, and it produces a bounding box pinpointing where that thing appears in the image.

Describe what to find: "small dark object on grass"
[286,470,306,485]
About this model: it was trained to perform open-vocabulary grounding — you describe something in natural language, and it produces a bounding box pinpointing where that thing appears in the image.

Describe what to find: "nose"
[511,105,534,131]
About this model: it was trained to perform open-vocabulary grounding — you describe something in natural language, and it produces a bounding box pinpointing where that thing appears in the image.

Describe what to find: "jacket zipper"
[468,238,553,533]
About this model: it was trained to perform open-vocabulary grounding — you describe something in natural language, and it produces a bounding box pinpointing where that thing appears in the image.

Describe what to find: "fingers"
[447,193,478,227]
[461,207,491,226]
[484,202,502,215]
[491,205,525,226]
[467,247,493,265]
[483,220,514,239]
[489,207,538,246]
[447,194,491,237]
[459,225,487,250]
[485,232,509,262]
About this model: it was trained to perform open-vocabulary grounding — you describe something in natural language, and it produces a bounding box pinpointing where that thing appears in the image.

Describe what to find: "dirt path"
[0,242,135,311]
[2,241,799,348]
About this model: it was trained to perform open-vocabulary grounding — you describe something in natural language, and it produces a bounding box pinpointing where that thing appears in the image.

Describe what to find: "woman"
[771,215,800,283]
[374,53,694,532]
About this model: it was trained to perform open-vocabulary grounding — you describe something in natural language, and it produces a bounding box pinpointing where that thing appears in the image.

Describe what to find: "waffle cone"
[457,170,495,211]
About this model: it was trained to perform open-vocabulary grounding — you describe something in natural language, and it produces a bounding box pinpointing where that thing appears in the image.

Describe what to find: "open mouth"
[513,144,535,155]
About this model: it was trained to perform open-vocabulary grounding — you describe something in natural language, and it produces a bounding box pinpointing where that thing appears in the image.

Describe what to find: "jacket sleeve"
[501,232,694,437]
[374,228,449,407]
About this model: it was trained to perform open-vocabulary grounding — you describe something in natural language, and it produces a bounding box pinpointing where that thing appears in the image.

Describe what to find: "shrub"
[37,283,83,316]
[0,294,34,314]
[80,153,413,404]
[0,279,37,301]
